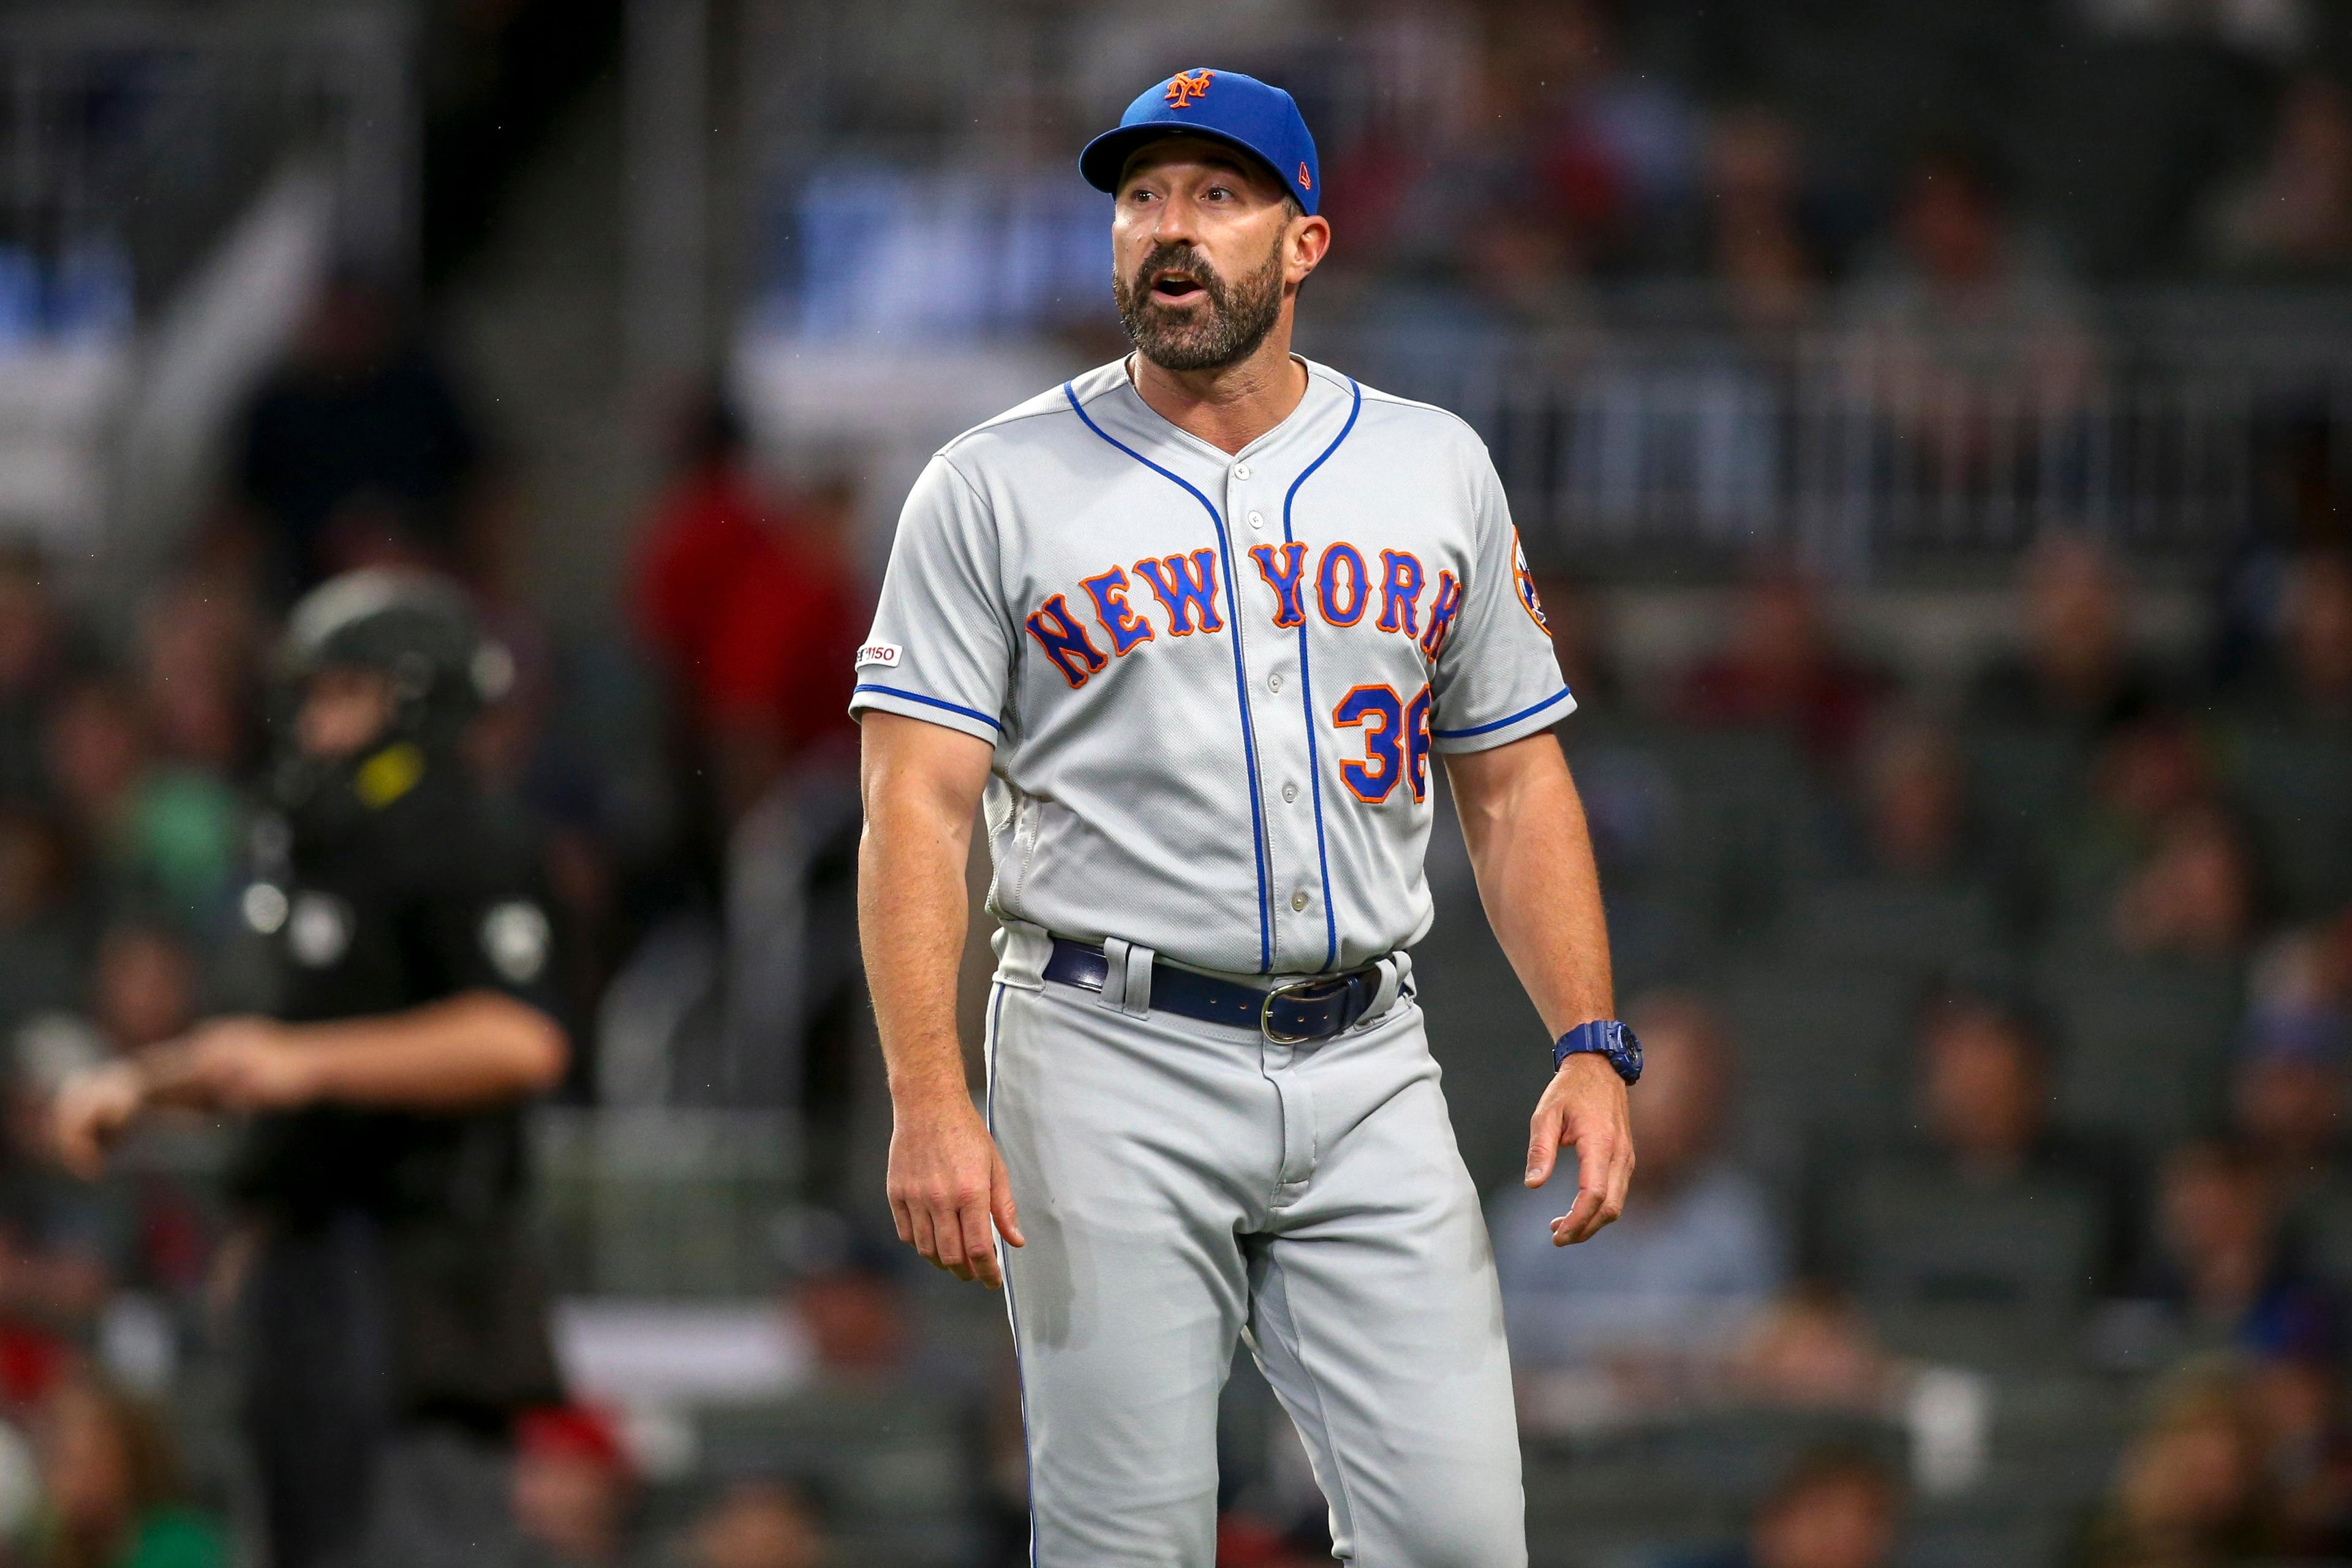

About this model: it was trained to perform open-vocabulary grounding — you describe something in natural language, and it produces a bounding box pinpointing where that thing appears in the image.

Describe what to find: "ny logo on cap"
[1164,70,1213,108]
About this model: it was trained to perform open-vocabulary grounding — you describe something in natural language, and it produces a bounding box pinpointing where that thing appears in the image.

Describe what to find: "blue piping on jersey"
[1281,377,1362,971]
[853,682,1006,731]
[1432,685,1576,740]
[1064,382,1275,973]
[982,982,1038,1568]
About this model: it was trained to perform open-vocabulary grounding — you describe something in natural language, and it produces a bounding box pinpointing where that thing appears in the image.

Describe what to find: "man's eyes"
[1125,187,1236,203]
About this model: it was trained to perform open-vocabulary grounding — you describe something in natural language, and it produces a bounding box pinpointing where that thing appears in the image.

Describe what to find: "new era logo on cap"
[1079,66,1322,216]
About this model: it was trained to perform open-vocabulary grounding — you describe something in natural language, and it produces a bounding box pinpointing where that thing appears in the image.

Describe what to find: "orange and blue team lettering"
[1132,549,1226,635]
[1248,542,1309,628]
[1081,567,1156,655]
[1316,543,1370,627]
[1419,571,1463,660]
[1025,594,1109,687]
[1023,544,1455,702]
[1378,550,1425,636]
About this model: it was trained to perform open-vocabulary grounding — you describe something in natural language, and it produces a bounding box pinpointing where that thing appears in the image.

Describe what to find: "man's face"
[1111,138,1307,372]
[296,666,394,761]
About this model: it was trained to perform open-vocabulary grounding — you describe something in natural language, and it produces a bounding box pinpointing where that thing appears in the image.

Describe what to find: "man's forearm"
[859,796,978,1106]
[288,993,567,1106]
[142,993,567,1110]
[1447,738,1614,1037]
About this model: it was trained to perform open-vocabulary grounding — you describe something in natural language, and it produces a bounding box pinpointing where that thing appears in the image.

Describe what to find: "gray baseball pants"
[985,922,1527,1567]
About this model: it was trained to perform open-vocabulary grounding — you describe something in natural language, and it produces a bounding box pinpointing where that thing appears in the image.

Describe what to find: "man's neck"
[1128,331,1308,456]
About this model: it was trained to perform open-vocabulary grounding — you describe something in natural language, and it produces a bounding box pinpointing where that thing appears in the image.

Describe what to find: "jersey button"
[1247,510,1264,530]
[1267,673,1283,693]
[1291,891,1308,911]
[1282,782,1298,803]
[1233,462,1252,480]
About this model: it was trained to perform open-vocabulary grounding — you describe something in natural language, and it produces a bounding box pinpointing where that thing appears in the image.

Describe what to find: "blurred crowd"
[1469,534,2352,1567]
[1300,0,2352,315]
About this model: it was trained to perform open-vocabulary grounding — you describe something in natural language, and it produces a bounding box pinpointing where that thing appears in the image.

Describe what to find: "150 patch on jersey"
[856,642,902,669]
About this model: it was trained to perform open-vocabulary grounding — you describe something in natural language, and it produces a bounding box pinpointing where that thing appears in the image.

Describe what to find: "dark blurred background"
[0,1,2350,1564]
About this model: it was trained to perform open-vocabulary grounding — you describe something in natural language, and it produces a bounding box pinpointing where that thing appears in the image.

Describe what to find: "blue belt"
[1043,938,1389,1044]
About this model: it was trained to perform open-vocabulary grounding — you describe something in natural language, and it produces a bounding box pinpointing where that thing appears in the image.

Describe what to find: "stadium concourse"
[0,1,2349,1566]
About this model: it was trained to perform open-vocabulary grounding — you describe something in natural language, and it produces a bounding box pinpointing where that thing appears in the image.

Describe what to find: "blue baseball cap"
[1079,68,1321,216]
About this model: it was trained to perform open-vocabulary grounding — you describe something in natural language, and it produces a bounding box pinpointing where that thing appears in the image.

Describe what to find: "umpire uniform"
[233,575,564,1568]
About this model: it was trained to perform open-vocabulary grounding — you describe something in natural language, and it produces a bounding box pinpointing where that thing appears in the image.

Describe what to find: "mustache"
[1127,242,1226,304]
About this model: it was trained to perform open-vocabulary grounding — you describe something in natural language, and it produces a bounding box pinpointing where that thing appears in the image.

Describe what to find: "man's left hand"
[1524,1052,1634,1246]
[152,1018,322,1112]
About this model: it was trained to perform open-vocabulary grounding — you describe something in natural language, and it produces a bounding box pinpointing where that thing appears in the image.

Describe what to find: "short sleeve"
[1427,451,1576,752]
[847,454,1013,744]
[399,820,564,1020]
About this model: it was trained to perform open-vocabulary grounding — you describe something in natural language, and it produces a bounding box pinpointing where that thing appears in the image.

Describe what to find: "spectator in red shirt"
[698,474,867,820]
[1676,570,1886,764]
[628,394,774,687]
[625,392,868,824]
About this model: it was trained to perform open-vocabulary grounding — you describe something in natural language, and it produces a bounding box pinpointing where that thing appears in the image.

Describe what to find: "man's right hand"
[885,1091,1025,1289]
[51,1061,148,1180]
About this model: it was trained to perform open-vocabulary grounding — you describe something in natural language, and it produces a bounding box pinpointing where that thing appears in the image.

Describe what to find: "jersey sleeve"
[846,454,1013,745]
[1427,449,1577,752]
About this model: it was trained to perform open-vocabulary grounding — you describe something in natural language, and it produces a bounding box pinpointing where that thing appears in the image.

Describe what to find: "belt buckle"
[1259,974,1340,1044]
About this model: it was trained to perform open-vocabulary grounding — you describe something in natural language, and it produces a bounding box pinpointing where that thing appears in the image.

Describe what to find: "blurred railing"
[0,4,413,318]
[117,1108,801,1301]
[533,1109,801,1298]
[1315,292,2352,583]
[746,140,2352,586]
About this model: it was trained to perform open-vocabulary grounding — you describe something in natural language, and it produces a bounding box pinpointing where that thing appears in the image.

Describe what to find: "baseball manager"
[853,67,1638,1567]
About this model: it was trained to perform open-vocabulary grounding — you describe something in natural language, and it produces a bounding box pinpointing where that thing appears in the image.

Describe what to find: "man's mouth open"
[1150,270,1207,304]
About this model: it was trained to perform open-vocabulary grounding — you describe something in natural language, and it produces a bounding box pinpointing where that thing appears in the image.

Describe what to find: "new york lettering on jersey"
[850,356,1573,978]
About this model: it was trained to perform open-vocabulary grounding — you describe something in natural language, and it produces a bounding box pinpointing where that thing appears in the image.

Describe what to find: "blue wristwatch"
[1553,1019,1642,1084]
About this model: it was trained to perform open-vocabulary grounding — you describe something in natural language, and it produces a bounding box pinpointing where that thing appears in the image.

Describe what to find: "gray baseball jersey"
[850,355,1571,977]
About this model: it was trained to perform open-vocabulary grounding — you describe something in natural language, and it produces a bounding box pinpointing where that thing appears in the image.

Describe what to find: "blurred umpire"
[53,568,570,1568]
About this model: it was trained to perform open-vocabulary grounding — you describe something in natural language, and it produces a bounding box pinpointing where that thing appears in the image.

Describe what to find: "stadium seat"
[1718,960,1919,1157]
[1836,1164,2103,1365]
[2034,951,2240,1150]
[2296,1182,2352,1289]
[1771,877,2007,978]
[1522,1409,1903,1562]
[695,1387,981,1565]
[2223,723,2352,920]
[1569,722,1820,948]
[1894,1517,2075,1568]
[1964,725,2092,845]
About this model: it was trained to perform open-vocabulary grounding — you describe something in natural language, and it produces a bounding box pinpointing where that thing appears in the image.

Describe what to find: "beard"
[1113,236,1286,373]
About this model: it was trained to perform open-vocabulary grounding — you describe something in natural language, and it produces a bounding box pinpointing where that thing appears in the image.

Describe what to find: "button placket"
[1235,459,1319,955]
[1224,464,1286,964]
